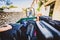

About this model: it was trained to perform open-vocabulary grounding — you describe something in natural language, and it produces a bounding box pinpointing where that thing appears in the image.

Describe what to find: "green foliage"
[37,0,48,12]
[37,1,42,11]
[0,8,4,12]
[0,8,3,10]
[0,10,4,12]
[2,6,7,9]
[38,1,42,7]
[9,5,17,8]
[37,7,40,11]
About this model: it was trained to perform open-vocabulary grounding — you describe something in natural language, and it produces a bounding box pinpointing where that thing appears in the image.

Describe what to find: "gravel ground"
[0,12,26,26]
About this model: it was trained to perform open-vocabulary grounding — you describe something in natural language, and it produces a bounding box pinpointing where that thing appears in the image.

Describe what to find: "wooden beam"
[44,0,55,6]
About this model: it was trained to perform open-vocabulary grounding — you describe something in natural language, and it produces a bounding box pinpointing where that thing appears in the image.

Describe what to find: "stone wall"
[0,12,26,26]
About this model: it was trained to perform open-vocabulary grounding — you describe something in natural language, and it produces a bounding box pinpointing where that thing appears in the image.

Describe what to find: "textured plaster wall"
[52,0,60,21]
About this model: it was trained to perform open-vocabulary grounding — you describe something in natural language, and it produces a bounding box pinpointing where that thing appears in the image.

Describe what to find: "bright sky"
[0,0,33,8]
